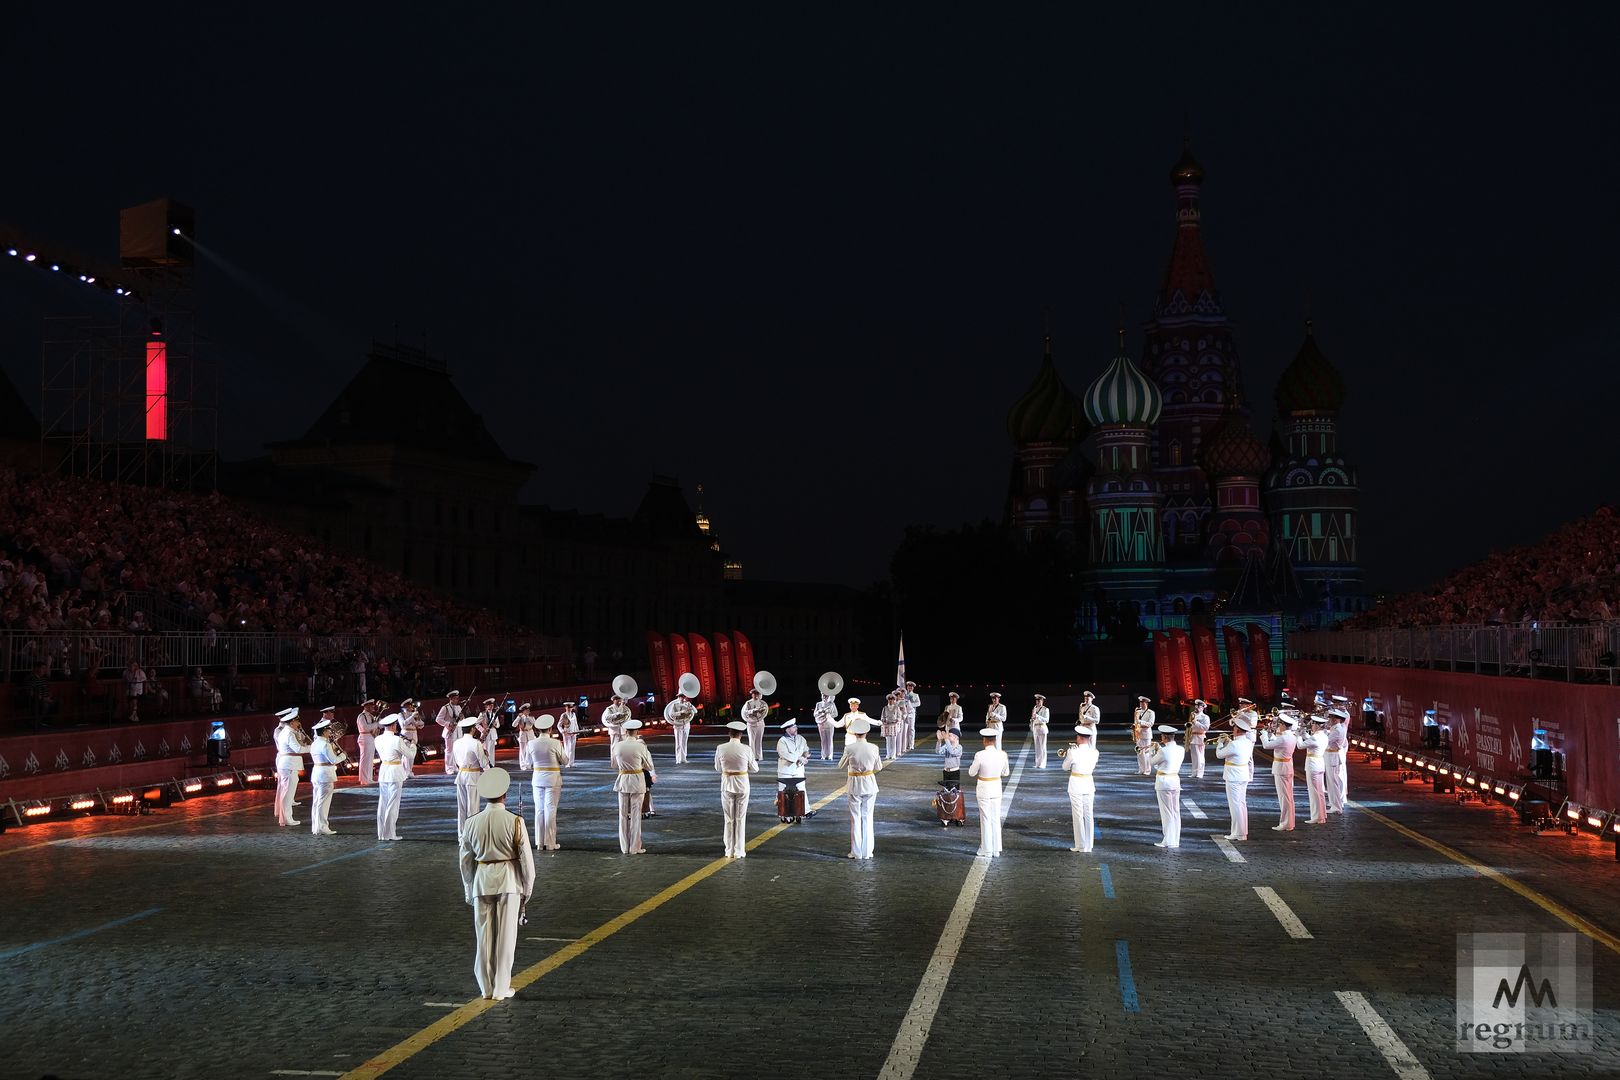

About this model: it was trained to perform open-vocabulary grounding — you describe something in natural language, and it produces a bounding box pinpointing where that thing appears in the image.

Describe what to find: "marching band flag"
[896,634,907,688]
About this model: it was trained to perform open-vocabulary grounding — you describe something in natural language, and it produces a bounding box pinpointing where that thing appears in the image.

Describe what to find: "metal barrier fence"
[1291,623,1620,685]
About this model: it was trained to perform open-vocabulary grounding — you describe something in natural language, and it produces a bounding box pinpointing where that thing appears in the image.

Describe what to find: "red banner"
[1223,625,1251,704]
[1247,623,1276,701]
[1191,624,1224,705]
[1289,659,1620,813]
[733,630,758,694]
[668,634,691,691]
[689,633,716,706]
[713,632,737,704]
[1153,632,1176,705]
[1167,628,1198,703]
[645,631,674,700]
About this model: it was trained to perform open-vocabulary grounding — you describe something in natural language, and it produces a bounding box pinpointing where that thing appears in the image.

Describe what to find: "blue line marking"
[1115,939,1140,1013]
[1098,863,1116,899]
[281,843,387,876]
[0,907,163,962]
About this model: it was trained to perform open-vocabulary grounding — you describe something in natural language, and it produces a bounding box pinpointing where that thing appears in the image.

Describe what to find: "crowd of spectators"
[1348,505,1620,628]
[0,467,523,641]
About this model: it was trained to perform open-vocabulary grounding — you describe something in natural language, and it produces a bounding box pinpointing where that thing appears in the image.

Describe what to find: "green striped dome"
[1083,350,1162,427]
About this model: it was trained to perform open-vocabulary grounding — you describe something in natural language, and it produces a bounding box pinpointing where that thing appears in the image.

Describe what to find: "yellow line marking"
[0,794,272,857]
[1350,799,1620,959]
[341,782,852,1080]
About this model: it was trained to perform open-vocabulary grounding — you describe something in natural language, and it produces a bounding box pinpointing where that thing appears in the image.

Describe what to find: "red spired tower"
[1140,142,1243,560]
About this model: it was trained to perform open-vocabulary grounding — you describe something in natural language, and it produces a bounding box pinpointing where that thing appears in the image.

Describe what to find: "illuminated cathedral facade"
[1004,145,1366,638]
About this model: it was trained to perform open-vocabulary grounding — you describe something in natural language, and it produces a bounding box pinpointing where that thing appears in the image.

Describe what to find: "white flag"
[896,634,907,689]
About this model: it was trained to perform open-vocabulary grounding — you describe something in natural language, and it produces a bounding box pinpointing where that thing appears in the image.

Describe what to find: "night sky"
[4,6,1618,594]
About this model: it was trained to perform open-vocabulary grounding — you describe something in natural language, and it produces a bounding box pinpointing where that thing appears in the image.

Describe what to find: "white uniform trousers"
[617,792,644,853]
[401,738,417,779]
[817,722,835,759]
[722,790,749,857]
[1069,791,1095,852]
[1272,764,1296,830]
[1136,746,1152,775]
[993,728,1003,751]
[310,777,337,835]
[1189,737,1206,778]
[456,774,480,835]
[847,792,876,858]
[977,793,1003,857]
[1306,769,1328,823]
[1326,751,1346,811]
[532,781,560,849]
[561,733,577,765]
[357,734,377,784]
[907,720,917,752]
[376,781,402,839]
[471,892,521,999]
[746,723,764,762]
[1032,725,1048,766]
[443,737,456,775]
[1155,777,1181,848]
[1225,779,1250,839]
[673,723,690,764]
[275,767,300,825]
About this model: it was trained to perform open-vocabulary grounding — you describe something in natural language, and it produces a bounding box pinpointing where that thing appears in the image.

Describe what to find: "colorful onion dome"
[1083,341,1162,428]
[1274,322,1346,415]
[1006,339,1085,443]
[1200,410,1270,477]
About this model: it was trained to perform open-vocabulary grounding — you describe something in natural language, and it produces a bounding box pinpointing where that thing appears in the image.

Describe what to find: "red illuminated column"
[145,332,168,441]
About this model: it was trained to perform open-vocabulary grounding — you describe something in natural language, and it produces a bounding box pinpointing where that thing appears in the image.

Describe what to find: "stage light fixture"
[214,776,234,788]
[24,252,36,261]
[1565,803,1580,821]
[69,797,97,812]
[171,226,181,235]
[110,792,136,809]
[6,248,16,256]
[84,275,94,283]
[182,780,204,794]
[1586,814,1605,829]
[1508,788,1521,801]
[23,803,51,817]
[243,771,264,783]
[49,263,60,271]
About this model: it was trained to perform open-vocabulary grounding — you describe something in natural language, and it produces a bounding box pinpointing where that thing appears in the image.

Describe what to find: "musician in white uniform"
[1063,723,1099,852]
[837,697,870,748]
[664,693,697,763]
[837,718,884,858]
[813,691,838,760]
[436,690,465,776]
[939,691,963,736]
[1215,712,1256,840]
[1325,707,1349,812]
[512,702,536,754]
[308,712,349,836]
[558,701,580,765]
[600,695,631,750]
[1260,713,1299,832]
[355,699,380,785]
[1132,696,1155,775]
[1301,715,1331,824]
[903,682,921,754]
[520,715,566,851]
[396,699,420,778]
[453,716,488,836]
[740,688,769,761]
[968,726,1011,857]
[272,706,307,827]
[611,719,654,853]
[374,714,406,841]
[775,717,813,822]
[985,692,1007,750]
[478,697,502,766]
[714,720,758,857]
[1187,699,1211,779]
[1029,693,1051,766]
[880,691,900,761]
[1078,690,1101,732]
[458,768,534,1001]
[1150,724,1185,848]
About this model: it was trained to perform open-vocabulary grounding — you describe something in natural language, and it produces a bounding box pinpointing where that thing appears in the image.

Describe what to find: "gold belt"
[619,770,644,776]
[1156,771,1176,777]
[459,768,483,773]
[1071,772,1093,777]
[724,770,749,776]
[533,767,561,772]
[849,769,875,777]
[977,777,1002,782]
[1274,757,1293,763]
[1326,749,1342,754]
[1308,753,1324,759]
[382,759,402,765]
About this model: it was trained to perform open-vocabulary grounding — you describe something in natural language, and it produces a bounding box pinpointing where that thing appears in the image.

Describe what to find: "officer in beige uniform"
[458,768,534,1001]
[1260,713,1299,832]
[714,720,759,857]
[611,719,655,853]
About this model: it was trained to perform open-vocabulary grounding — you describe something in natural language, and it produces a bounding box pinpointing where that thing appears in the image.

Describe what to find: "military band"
[741,689,770,762]
[1187,699,1210,780]
[985,692,1006,750]
[1063,723,1098,852]
[1260,712,1298,832]
[813,690,838,760]
[1029,693,1050,766]
[520,714,566,851]
[309,708,349,836]
[715,720,759,858]
[1150,724,1183,849]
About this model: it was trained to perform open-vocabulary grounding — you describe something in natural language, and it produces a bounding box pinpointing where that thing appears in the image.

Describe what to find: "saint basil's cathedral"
[1004,144,1366,645]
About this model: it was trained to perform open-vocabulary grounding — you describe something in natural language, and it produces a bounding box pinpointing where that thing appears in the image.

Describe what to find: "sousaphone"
[677,672,702,698]
[753,670,777,697]
[818,671,845,697]
[612,674,639,700]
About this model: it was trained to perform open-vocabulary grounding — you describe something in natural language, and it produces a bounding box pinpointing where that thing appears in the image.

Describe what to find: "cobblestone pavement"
[3,731,1618,1080]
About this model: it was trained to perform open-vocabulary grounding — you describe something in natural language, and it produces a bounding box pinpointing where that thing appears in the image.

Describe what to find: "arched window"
[1169,440,1182,466]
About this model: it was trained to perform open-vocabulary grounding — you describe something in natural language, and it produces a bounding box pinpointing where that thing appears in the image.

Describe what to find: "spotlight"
[5,248,16,256]
[1565,804,1580,821]
[243,771,264,783]
[1586,814,1605,829]
[85,276,94,284]
[182,780,204,794]
[50,263,60,271]
[69,797,98,812]
[141,784,170,808]
[23,803,51,818]
[24,253,36,262]
[214,776,234,788]
[171,227,181,236]
[1493,784,1506,795]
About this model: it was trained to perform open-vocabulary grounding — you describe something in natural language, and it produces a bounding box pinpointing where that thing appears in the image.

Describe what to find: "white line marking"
[421,1001,459,1008]
[875,741,1030,1080]
[1253,886,1313,939]
[270,1071,343,1077]
[1334,990,1431,1079]
[1183,798,1207,820]
[525,936,578,943]
[1212,836,1246,863]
